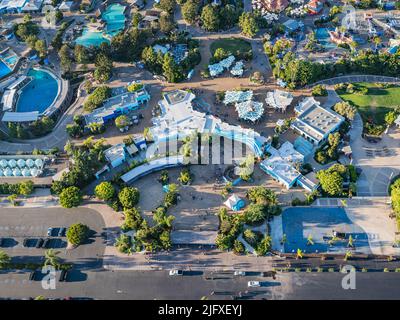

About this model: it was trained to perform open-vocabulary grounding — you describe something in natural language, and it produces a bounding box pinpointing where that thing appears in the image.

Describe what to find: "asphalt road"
[1,269,400,300]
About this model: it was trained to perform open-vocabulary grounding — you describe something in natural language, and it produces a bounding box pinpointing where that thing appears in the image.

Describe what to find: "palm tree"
[344,251,352,261]
[44,249,61,268]
[307,234,314,246]
[0,250,11,267]
[373,36,382,51]
[347,235,354,248]
[296,248,303,260]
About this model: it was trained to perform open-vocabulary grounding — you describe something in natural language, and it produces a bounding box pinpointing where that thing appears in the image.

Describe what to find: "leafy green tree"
[118,187,140,209]
[59,186,83,208]
[255,235,272,256]
[238,12,259,38]
[159,13,175,34]
[220,4,240,29]
[115,115,130,129]
[122,208,143,231]
[83,85,111,111]
[246,186,278,206]
[243,203,266,224]
[132,12,143,28]
[34,39,47,58]
[94,53,113,83]
[115,234,132,254]
[66,223,89,246]
[0,250,10,268]
[311,84,328,96]
[19,180,34,196]
[200,4,220,31]
[94,181,115,201]
[385,111,398,126]
[59,44,72,72]
[158,0,176,14]
[316,170,343,196]
[162,53,181,83]
[74,45,89,64]
[182,0,200,24]
[333,101,356,120]
[213,47,229,62]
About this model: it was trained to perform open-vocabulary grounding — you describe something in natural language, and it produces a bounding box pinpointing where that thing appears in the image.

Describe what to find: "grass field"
[210,38,252,60]
[337,83,400,125]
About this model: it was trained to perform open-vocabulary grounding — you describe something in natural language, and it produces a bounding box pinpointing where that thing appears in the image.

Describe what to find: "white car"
[169,269,183,276]
[247,281,261,288]
[234,271,246,276]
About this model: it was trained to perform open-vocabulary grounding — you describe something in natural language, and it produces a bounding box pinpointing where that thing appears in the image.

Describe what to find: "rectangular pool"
[0,60,11,78]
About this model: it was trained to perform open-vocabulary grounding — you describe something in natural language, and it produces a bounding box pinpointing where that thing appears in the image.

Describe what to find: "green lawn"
[337,83,400,125]
[210,38,252,60]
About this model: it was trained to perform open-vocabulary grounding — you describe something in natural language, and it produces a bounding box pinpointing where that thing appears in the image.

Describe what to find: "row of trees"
[265,38,400,88]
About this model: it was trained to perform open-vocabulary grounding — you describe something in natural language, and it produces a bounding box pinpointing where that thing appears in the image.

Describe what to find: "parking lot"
[0,207,106,269]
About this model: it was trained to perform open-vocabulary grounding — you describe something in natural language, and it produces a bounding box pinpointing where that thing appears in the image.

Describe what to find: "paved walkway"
[309,74,400,87]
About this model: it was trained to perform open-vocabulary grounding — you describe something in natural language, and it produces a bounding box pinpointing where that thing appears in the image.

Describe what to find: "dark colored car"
[23,238,29,247]
[59,270,68,282]
[0,238,3,247]
[42,238,51,249]
[58,227,66,237]
[35,238,44,248]
[29,271,36,281]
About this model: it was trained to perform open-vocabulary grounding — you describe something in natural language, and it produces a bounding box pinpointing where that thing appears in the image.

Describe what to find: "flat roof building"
[291,97,344,145]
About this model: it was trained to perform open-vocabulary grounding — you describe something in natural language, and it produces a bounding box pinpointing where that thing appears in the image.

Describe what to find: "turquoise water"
[315,28,336,49]
[76,3,126,47]
[0,60,11,78]
[16,69,59,114]
[75,29,110,47]
[103,3,126,36]
[3,55,17,65]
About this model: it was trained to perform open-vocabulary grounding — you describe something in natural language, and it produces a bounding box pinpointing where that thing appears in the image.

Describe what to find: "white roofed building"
[265,90,294,113]
[291,97,344,145]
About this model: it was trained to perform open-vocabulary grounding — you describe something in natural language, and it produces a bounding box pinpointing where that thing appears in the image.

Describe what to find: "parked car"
[29,271,36,281]
[58,227,66,237]
[23,238,29,247]
[59,270,68,282]
[0,238,3,247]
[169,269,183,276]
[247,281,261,288]
[42,238,51,249]
[234,271,246,276]
[47,228,54,237]
[35,238,44,248]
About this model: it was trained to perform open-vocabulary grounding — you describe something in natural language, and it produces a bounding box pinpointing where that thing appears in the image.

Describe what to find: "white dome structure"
[26,159,35,168]
[13,168,21,176]
[4,168,13,176]
[17,159,26,168]
[30,168,38,177]
[22,168,31,176]
[8,159,17,168]
[34,158,43,167]
[0,159,8,168]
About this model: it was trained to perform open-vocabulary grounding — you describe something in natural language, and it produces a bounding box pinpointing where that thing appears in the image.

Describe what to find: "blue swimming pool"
[315,28,336,50]
[75,28,110,48]
[16,69,59,114]
[0,60,11,78]
[103,3,126,36]
[281,207,369,253]
[76,3,126,47]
